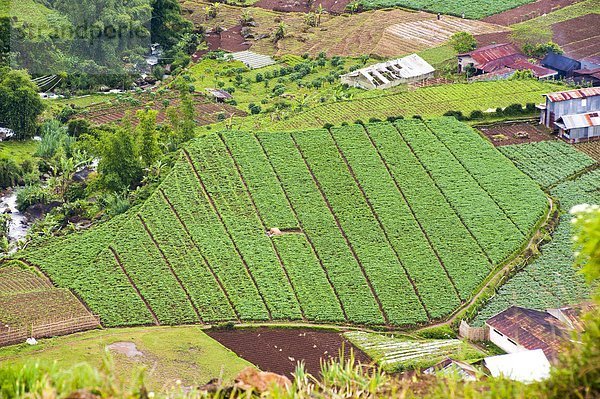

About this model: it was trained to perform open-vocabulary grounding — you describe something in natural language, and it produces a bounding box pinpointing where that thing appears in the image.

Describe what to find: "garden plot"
[21,119,547,329]
[345,331,482,371]
[551,14,600,61]
[478,122,554,147]
[374,17,509,56]
[575,141,600,162]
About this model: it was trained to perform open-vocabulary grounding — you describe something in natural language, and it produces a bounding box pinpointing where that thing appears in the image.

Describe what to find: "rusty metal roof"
[508,58,557,78]
[486,306,568,361]
[545,87,600,102]
[466,43,520,66]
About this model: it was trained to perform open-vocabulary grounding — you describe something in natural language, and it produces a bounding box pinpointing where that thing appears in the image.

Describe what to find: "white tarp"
[484,349,551,383]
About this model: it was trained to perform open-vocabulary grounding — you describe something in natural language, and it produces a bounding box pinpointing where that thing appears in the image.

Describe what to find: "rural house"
[538,87,600,142]
[541,52,581,78]
[206,88,233,103]
[424,358,478,381]
[340,54,435,90]
[573,68,600,87]
[485,306,569,362]
[458,43,557,79]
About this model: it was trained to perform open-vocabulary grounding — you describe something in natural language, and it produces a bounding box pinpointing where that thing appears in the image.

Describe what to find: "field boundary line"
[182,148,273,321]
[394,123,495,268]
[327,127,431,321]
[289,132,390,326]
[159,188,241,322]
[424,120,527,236]
[253,133,349,322]
[360,126,462,302]
[108,246,159,325]
[137,214,203,324]
[218,133,306,322]
[546,162,599,190]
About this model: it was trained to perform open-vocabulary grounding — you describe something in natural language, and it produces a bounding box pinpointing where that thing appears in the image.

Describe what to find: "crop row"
[292,128,428,325]
[274,81,563,130]
[399,119,524,265]
[424,118,548,234]
[498,141,597,188]
[257,131,385,325]
[551,169,600,211]
[357,0,533,19]
[221,131,346,323]
[329,124,460,319]
[186,135,302,320]
[367,122,491,300]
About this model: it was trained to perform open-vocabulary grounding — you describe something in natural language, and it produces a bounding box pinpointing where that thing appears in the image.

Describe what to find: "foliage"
[351,0,537,19]
[0,69,44,139]
[21,119,546,327]
[97,128,143,192]
[16,185,56,212]
[0,158,21,189]
[449,32,476,54]
[136,110,160,168]
[35,120,74,159]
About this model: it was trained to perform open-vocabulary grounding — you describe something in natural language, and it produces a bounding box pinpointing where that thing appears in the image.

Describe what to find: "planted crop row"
[498,141,597,188]
[274,81,563,131]
[399,119,523,265]
[551,169,600,211]
[221,131,345,323]
[424,118,547,234]
[366,122,491,300]
[162,160,269,321]
[138,192,237,322]
[292,128,428,325]
[356,0,534,18]
[329,124,460,319]
[186,135,302,320]
[257,131,385,325]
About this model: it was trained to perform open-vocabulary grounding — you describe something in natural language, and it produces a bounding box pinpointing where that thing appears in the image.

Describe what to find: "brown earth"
[207,328,371,376]
[254,0,352,14]
[474,31,512,47]
[482,0,580,26]
[477,122,555,146]
[551,13,600,60]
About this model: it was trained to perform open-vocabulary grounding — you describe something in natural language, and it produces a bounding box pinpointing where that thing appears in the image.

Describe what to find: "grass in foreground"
[0,326,251,390]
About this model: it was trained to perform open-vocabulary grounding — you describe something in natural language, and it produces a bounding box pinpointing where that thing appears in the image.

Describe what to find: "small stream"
[1,188,31,245]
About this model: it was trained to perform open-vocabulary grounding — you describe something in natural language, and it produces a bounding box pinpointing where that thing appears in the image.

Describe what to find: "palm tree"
[316,4,324,26]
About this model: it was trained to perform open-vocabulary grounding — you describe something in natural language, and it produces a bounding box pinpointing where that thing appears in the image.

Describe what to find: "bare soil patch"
[207,328,370,376]
[107,342,144,358]
[478,122,555,146]
[254,0,351,14]
[475,31,512,47]
[482,0,579,26]
[551,14,600,60]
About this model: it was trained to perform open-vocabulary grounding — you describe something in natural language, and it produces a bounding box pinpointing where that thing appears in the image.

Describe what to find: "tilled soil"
[478,122,555,146]
[207,328,371,376]
[254,0,352,14]
[551,14,600,60]
[482,0,579,26]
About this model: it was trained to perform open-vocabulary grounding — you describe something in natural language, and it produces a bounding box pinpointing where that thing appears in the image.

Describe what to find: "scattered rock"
[267,227,283,237]
[234,367,291,393]
[107,342,144,358]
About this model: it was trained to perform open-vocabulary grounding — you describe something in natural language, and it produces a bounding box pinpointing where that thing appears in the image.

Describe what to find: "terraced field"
[0,261,100,346]
[272,80,564,131]
[21,119,547,328]
[471,144,599,326]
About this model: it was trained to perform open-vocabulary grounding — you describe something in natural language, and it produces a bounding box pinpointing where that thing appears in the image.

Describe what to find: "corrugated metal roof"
[467,43,520,66]
[486,306,568,361]
[542,52,581,72]
[507,58,557,78]
[341,54,434,88]
[546,87,600,102]
[574,68,600,80]
[230,51,276,69]
[557,111,600,129]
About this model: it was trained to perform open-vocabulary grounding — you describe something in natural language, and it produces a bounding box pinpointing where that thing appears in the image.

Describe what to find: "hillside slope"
[20,118,548,328]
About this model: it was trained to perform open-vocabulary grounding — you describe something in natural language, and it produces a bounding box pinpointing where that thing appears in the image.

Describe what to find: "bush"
[443,110,464,121]
[354,119,364,125]
[368,118,382,123]
[469,110,484,120]
[526,103,537,113]
[323,123,334,129]
[495,107,504,116]
[412,115,423,120]
[248,103,262,115]
[16,185,54,212]
[504,103,524,116]
[0,158,22,189]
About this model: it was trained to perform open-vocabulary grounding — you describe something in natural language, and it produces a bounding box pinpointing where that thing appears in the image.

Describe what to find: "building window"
[582,98,587,108]
[507,338,517,346]
[493,329,504,337]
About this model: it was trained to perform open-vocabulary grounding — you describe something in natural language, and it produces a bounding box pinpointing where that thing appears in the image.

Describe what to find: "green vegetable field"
[471,144,599,326]
[20,118,548,328]
[355,0,535,19]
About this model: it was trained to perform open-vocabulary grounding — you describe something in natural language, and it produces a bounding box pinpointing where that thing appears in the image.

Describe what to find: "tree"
[0,69,44,139]
[136,109,160,168]
[449,32,477,53]
[274,22,287,42]
[151,0,193,49]
[98,128,142,191]
[511,24,552,51]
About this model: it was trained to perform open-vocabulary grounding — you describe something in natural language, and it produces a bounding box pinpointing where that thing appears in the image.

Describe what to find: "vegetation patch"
[19,118,546,329]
